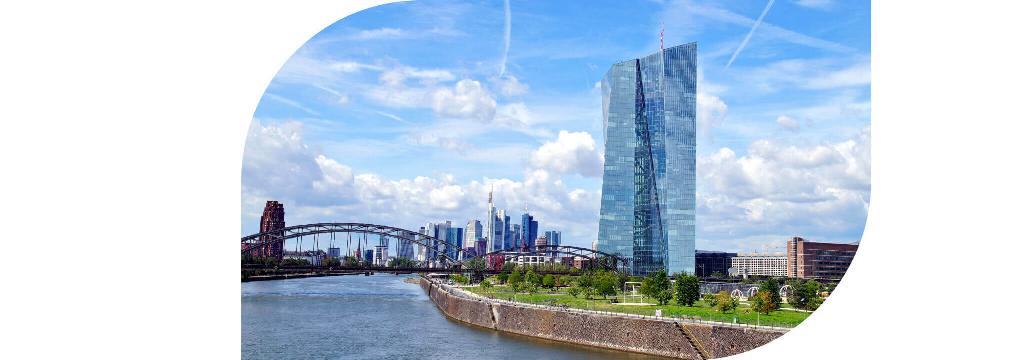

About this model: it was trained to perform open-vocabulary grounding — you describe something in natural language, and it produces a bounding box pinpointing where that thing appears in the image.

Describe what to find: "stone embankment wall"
[420,278,785,359]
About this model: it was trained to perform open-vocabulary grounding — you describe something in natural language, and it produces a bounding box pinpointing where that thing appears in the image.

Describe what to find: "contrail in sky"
[726,0,775,68]
[499,0,511,77]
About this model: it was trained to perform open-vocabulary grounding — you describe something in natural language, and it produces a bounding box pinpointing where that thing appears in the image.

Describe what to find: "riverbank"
[421,277,785,359]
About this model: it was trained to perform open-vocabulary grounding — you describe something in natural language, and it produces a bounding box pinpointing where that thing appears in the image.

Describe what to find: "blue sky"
[242,0,871,253]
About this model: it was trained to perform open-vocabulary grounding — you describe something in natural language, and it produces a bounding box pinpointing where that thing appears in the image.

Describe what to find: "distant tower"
[486,185,498,252]
[258,200,286,259]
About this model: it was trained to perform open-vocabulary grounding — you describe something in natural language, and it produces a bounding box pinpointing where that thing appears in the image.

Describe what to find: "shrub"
[714,291,737,313]
[567,286,582,298]
[542,274,555,289]
[751,291,777,315]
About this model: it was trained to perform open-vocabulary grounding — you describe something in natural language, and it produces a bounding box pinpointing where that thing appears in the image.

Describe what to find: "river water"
[242,275,662,359]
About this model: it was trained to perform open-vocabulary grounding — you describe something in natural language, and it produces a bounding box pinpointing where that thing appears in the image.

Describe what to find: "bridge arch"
[241,222,464,268]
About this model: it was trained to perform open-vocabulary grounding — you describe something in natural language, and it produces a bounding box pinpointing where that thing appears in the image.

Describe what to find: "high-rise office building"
[485,187,499,252]
[510,224,521,250]
[465,219,482,250]
[544,230,561,247]
[596,42,697,276]
[446,227,464,260]
[521,213,539,249]
[499,210,511,251]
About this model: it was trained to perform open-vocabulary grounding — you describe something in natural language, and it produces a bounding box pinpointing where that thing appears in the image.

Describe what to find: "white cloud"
[495,101,536,127]
[242,120,356,207]
[776,115,800,130]
[792,0,834,10]
[805,61,870,89]
[742,58,871,93]
[349,27,406,40]
[431,79,497,121]
[696,127,871,247]
[697,91,728,141]
[493,75,529,97]
[530,131,603,178]
[405,132,473,153]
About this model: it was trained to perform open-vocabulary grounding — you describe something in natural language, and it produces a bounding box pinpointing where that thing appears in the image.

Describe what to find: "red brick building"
[256,200,286,259]
[787,237,859,279]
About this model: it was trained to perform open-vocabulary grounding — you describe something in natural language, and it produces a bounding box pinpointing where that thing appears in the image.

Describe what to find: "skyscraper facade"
[465,219,482,250]
[596,42,697,276]
[544,230,561,247]
[520,213,539,249]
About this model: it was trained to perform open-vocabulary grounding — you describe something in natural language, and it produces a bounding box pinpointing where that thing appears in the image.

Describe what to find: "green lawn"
[464,285,811,328]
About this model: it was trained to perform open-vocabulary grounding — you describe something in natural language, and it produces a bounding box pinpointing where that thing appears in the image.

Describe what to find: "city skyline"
[242,0,871,254]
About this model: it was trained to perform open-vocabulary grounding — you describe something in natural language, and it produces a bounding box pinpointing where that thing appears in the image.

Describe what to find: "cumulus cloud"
[431,79,497,121]
[242,120,356,207]
[697,91,728,141]
[697,127,871,247]
[530,131,603,178]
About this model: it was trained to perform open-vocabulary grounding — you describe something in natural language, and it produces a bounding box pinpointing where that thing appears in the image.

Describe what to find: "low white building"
[728,253,787,277]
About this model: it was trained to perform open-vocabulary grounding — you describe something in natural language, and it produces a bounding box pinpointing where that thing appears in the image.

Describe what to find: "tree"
[583,286,595,300]
[480,280,493,290]
[593,272,618,299]
[675,272,700,307]
[567,286,582,298]
[542,274,555,289]
[791,279,822,310]
[577,273,593,289]
[508,270,522,286]
[640,270,673,305]
[496,272,509,284]
[451,274,469,285]
[760,278,783,307]
[713,291,737,313]
[322,257,341,267]
[554,275,564,288]
[751,291,777,315]
[525,269,541,286]
[524,283,539,294]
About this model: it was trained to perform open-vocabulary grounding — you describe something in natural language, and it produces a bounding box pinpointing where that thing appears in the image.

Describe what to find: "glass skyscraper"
[597,42,697,276]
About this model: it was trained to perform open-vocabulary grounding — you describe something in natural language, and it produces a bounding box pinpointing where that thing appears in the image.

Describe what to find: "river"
[242,274,663,359]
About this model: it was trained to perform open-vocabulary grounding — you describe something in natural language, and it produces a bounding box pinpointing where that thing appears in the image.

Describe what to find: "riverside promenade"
[421,277,787,359]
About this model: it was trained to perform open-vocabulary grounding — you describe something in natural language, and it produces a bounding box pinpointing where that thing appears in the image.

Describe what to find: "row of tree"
[638,270,701,306]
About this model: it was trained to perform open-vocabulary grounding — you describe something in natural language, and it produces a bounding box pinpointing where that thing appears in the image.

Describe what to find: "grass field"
[464,285,811,327]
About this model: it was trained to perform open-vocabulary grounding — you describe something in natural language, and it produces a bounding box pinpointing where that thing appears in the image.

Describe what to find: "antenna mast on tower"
[660,23,664,51]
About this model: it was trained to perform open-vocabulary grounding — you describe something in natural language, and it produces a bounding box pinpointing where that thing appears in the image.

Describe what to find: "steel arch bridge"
[242,222,631,274]
[479,245,629,274]
[241,222,464,268]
